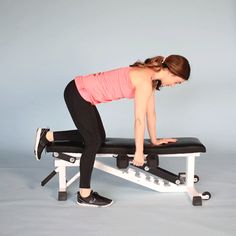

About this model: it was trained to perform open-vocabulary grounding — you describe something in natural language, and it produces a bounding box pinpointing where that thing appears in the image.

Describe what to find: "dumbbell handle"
[129,160,155,169]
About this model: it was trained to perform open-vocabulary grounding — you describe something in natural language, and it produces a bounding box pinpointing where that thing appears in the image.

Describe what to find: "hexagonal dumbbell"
[116,154,129,169]
[146,154,159,169]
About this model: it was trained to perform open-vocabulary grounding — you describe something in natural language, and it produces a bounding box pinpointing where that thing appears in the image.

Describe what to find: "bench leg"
[58,191,67,201]
[54,158,81,201]
[186,154,202,206]
[57,165,67,201]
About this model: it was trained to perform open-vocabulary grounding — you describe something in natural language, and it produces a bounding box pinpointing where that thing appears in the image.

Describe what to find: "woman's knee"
[85,137,103,150]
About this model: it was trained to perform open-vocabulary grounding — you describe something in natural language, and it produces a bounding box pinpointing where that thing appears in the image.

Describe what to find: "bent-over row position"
[34,54,191,207]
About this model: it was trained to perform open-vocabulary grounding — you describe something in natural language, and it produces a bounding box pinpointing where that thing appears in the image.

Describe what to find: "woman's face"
[154,68,185,87]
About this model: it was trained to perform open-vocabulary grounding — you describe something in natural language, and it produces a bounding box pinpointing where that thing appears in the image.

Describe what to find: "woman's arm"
[146,89,178,146]
[146,90,157,144]
[134,77,153,154]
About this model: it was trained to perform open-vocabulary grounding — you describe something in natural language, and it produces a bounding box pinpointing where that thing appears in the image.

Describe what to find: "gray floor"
[0,150,235,236]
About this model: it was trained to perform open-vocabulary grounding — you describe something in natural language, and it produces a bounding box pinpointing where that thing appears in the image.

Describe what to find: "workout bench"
[42,137,211,206]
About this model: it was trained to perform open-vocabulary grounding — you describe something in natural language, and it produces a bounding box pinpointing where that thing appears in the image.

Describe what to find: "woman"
[34,54,191,207]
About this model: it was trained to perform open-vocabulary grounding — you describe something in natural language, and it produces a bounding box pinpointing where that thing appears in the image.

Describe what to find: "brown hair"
[129,55,191,90]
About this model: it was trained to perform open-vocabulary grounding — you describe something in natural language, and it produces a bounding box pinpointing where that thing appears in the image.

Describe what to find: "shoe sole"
[34,128,42,161]
[76,200,113,208]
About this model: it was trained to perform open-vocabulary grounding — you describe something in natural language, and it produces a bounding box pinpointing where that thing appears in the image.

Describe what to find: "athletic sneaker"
[34,128,50,160]
[77,190,113,207]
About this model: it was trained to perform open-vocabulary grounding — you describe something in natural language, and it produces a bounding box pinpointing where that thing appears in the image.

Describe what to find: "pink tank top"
[74,66,135,105]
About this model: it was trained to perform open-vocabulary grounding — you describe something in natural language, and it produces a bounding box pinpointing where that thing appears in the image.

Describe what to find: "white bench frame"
[46,152,210,206]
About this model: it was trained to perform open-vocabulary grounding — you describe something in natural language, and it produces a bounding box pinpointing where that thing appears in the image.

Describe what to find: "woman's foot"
[77,190,113,207]
[34,128,50,160]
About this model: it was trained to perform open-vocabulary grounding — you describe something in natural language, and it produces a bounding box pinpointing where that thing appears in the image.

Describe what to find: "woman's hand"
[151,138,177,145]
[133,151,145,167]
[132,138,177,167]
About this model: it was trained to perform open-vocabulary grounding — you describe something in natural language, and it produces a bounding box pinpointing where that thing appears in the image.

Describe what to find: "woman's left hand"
[151,138,177,145]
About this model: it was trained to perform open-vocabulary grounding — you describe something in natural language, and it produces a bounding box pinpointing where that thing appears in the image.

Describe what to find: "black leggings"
[53,79,106,188]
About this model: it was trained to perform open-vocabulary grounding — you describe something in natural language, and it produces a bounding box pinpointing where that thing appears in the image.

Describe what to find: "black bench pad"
[46,137,206,155]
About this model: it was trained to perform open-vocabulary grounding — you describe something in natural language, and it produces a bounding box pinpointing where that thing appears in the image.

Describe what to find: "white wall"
[0,0,235,155]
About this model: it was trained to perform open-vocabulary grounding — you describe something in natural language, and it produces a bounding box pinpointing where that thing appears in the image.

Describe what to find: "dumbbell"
[116,153,159,169]
[146,154,159,169]
[116,154,129,169]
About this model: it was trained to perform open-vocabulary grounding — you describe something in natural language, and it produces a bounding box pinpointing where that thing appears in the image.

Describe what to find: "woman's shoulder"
[129,66,152,88]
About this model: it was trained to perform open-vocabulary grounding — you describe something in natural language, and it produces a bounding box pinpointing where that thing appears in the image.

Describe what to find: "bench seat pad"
[46,137,206,155]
